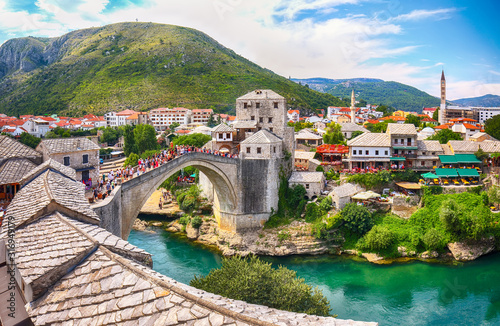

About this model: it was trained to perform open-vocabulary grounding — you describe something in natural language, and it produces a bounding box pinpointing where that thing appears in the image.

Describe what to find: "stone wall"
[92,186,122,237]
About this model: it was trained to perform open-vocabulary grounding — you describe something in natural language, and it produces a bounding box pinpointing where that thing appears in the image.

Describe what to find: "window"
[82,170,90,181]
[82,154,88,164]
[63,156,70,166]
[394,139,398,144]
[422,151,427,155]
[269,127,273,132]
[218,133,223,139]
[268,117,273,123]
[259,117,263,123]
[306,184,310,189]
[273,146,276,153]
[421,161,425,166]
[274,102,278,109]
[243,102,248,108]
[375,150,379,155]
[246,147,251,154]
[365,150,369,155]
[257,147,262,154]
[226,133,231,138]
[256,102,261,108]
[433,161,436,166]
[385,150,388,156]
[353,150,357,155]
[251,116,255,120]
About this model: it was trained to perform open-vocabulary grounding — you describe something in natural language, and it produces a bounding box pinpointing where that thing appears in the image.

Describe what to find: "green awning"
[457,169,480,177]
[439,155,457,164]
[422,172,437,179]
[392,146,419,150]
[390,157,406,161]
[455,154,481,164]
[435,168,459,178]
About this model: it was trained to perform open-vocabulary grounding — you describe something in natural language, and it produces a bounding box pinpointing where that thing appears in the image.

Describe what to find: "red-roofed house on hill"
[104,109,138,127]
[149,107,192,131]
[421,116,438,126]
[451,122,481,140]
[287,110,300,123]
[423,107,437,118]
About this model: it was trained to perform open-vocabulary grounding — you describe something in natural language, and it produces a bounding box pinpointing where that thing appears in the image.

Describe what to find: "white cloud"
[388,8,456,22]
[447,80,500,100]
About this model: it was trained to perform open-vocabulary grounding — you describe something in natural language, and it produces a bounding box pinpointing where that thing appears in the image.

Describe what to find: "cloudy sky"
[0,0,499,100]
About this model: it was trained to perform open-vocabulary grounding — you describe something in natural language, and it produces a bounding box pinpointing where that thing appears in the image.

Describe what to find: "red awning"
[316,144,349,154]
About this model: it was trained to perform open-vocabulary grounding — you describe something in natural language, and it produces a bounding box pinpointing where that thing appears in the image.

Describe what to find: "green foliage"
[172,133,211,148]
[179,215,191,226]
[427,128,462,144]
[265,177,308,228]
[100,127,120,145]
[123,125,137,156]
[362,225,394,251]
[405,114,422,127]
[123,153,139,167]
[341,203,372,235]
[485,115,500,140]
[134,124,159,154]
[392,169,420,182]
[350,130,364,139]
[475,148,489,162]
[207,114,217,128]
[315,165,324,172]
[305,203,321,223]
[288,121,314,132]
[323,122,345,145]
[422,228,444,251]
[191,216,203,229]
[277,230,291,242]
[365,120,394,133]
[488,186,500,209]
[432,109,439,122]
[346,170,391,189]
[176,185,202,213]
[169,122,181,133]
[318,197,332,214]
[190,256,331,316]
[439,199,462,234]
[19,132,41,149]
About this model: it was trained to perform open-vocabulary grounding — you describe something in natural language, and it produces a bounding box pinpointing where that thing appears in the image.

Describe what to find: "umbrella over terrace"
[421,172,437,179]
[352,191,381,200]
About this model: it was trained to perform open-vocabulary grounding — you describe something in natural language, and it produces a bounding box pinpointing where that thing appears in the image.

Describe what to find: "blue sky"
[0,0,499,100]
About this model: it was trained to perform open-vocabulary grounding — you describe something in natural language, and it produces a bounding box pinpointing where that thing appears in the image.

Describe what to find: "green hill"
[0,22,347,116]
[292,78,440,112]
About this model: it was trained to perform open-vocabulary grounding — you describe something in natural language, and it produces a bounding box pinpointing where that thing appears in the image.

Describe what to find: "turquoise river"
[128,227,500,326]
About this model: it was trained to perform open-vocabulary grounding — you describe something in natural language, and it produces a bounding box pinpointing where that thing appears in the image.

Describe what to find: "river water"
[128,227,500,325]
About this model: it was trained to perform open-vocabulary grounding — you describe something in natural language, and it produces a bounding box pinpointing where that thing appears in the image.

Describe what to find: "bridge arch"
[119,152,239,238]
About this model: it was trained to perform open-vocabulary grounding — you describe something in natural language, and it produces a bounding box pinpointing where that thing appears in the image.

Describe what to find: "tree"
[376,105,393,117]
[363,225,393,251]
[169,122,180,133]
[123,125,137,156]
[439,199,461,234]
[207,114,217,128]
[134,124,158,154]
[19,132,41,149]
[485,114,500,140]
[123,153,139,167]
[341,203,372,235]
[488,186,500,210]
[405,114,422,127]
[323,122,345,145]
[432,108,439,122]
[100,127,119,145]
[190,256,331,316]
[172,133,211,148]
[427,129,462,144]
[475,148,489,163]
[350,130,364,139]
[422,228,444,251]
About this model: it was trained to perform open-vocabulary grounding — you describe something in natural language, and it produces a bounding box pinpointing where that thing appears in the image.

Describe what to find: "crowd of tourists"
[90,145,237,202]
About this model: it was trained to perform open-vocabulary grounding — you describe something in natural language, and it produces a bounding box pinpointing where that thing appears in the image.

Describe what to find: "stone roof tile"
[417,140,444,152]
[386,123,417,135]
[347,132,390,147]
[240,130,282,144]
[295,129,323,140]
[19,158,77,185]
[0,158,37,184]
[213,123,234,133]
[340,122,369,133]
[448,140,479,153]
[39,137,100,155]
[0,135,42,162]
[289,171,324,183]
[237,89,285,101]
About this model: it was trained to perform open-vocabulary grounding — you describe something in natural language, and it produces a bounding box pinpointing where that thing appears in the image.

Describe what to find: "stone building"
[387,123,418,169]
[36,137,100,186]
[415,140,443,170]
[340,122,369,139]
[211,123,236,153]
[295,129,323,151]
[240,129,283,160]
[288,171,325,199]
[346,132,391,169]
[330,183,364,210]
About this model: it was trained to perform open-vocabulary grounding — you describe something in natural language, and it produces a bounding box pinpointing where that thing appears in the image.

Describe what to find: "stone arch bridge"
[94,152,280,239]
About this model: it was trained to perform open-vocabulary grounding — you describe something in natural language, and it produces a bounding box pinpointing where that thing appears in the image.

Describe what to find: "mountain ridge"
[292,77,441,112]
[451,94,500,107]
[0,22,347,116]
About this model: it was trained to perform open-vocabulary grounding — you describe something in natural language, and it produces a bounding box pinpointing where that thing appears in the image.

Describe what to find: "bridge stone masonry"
[93,151,283,239]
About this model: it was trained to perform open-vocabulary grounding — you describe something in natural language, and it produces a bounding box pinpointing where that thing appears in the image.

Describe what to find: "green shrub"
[318,197,332,214]
[191,216,203,229]
[123,153,139,167]
[305,203,321,223]
[179,215,191,226]
[363,225,393,251]
[316,165,325,172]
[190,256,332,316]
[277,231,291,242]
[311,222,327,239]
[326,213,343,230]
[422,228,444,251]
[341,203,372,235]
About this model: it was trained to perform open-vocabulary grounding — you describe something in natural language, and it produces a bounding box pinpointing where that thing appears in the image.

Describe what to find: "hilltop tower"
[439,70,446,124]
[350,89,356,123]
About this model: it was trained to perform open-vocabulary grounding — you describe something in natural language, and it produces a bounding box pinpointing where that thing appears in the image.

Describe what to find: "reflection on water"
[128,227,500,326]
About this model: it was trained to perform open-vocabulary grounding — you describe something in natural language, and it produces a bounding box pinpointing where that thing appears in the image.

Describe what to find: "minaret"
[439,70,446,124]
[350,89,356,123]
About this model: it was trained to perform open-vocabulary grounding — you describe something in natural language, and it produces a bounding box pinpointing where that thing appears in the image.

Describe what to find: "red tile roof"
[434,124,449,130]
[463,123,480,130]
[316,144,349,154]
[116,109,138,116]
[449,117,477,123]
[423,108,437,112]
[288,110,299,114]
[421,117,437,122]
[366,119,380,124]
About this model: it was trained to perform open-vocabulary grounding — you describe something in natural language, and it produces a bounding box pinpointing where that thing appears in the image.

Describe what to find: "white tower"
[439,70,446,124]
[350,89,356,123]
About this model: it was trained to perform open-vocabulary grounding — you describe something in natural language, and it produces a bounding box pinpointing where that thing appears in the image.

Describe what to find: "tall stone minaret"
[350,89,356,123]
[439,70,446,124]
